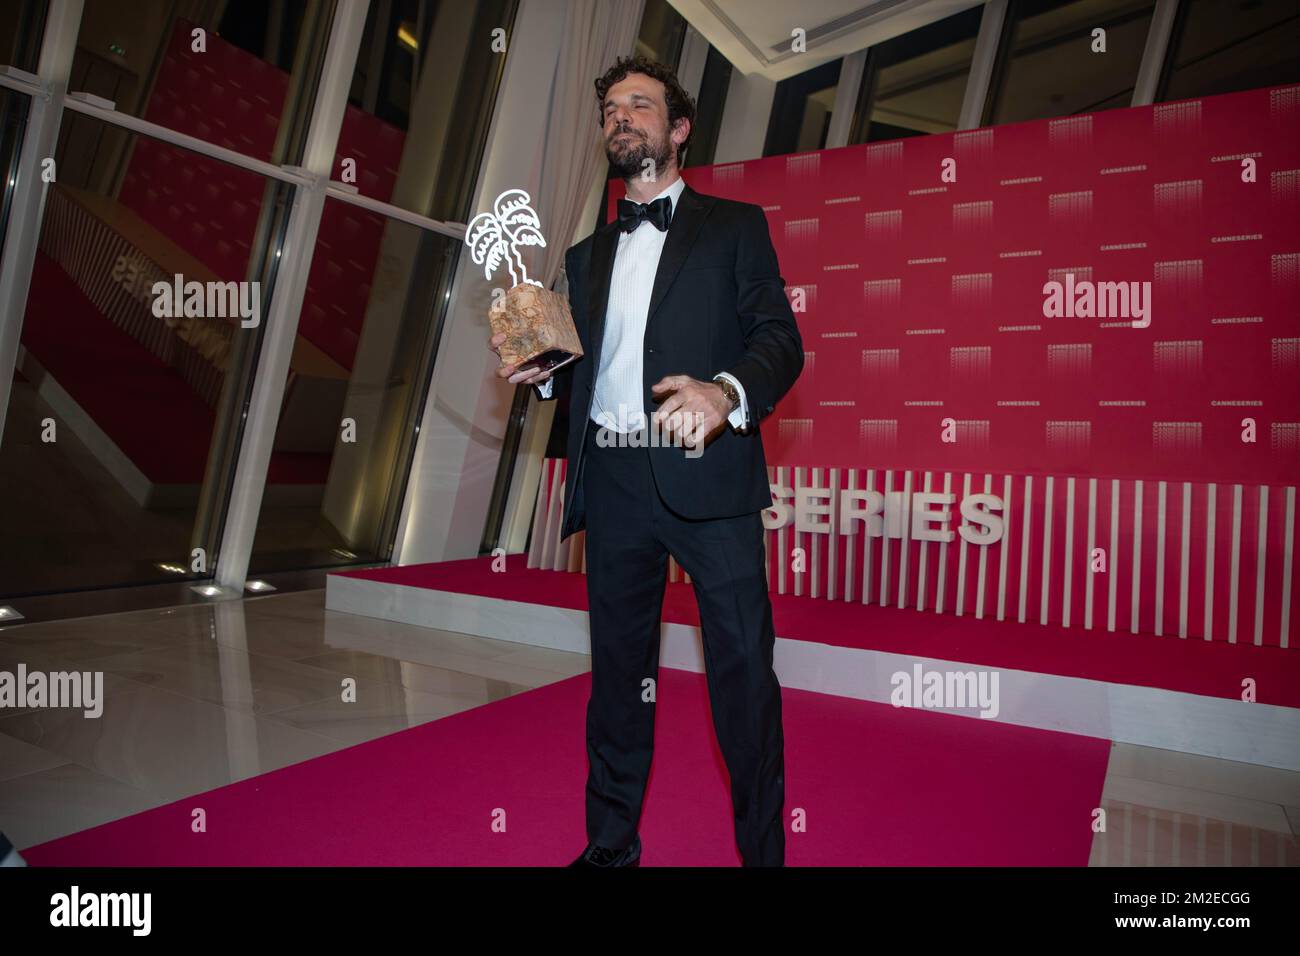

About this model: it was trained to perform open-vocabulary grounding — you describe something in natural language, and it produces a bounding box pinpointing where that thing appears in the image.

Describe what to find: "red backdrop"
[610,84,1299,485]
[591,85,1300,649]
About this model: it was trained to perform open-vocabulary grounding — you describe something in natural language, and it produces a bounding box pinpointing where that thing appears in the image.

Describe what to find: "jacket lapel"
[585,219,620,376]
[645,183,712,331]
[584,182,714,390]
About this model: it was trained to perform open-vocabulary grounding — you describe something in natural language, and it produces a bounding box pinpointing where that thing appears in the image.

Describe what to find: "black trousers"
[580,416,786,866]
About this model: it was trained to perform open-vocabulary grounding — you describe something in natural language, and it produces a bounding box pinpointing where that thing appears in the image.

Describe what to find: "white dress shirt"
[534,176,748,433]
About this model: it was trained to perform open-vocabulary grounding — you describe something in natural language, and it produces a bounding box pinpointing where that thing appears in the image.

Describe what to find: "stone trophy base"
[489,283,582,375]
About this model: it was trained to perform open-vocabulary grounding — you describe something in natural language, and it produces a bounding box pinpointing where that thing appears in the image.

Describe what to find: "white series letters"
[764,486,1005,546]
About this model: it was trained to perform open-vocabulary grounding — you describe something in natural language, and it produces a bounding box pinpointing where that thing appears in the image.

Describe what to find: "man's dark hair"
[594,55,696,167]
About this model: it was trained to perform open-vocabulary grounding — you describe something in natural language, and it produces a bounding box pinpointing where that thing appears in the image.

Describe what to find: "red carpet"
[337,557,1300,708]
[21,668,1107,866]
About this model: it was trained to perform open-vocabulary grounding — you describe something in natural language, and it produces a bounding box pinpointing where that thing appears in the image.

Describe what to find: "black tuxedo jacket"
[535,182,803,541]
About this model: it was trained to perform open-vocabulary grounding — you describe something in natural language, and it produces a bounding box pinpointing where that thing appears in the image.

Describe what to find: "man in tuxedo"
[488,55,802,867]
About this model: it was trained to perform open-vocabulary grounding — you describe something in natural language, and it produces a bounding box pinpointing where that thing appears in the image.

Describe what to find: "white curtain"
[500,0,645,553]
[533,0,645,286]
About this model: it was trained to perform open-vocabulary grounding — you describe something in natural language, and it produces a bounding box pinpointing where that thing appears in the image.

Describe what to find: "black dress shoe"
[568,834,641,867]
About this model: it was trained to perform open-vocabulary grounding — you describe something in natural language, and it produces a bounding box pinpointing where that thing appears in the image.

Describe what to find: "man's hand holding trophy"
[472,188,582,387]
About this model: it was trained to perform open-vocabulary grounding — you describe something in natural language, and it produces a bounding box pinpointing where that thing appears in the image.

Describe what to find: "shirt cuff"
[712,372,748,430]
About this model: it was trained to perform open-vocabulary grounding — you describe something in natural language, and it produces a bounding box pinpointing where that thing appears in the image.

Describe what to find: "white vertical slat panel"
[936,472,953,614]
[777,466,788,595]
[550,475,568,572]
[917,472,933,611]
[1155,481,1167,636]
[794,466,805,597]
[956,473,972,616]
[843,468,857,602]
[1107,479,1119,632]
[811,467,822,600]
[1040,475,1054,626]
[861,469,875,605]
[827,467,840,601]
[1017,475,1032,623]
[897,470,913,608]
[975,474,991,619]
[879,470,893,607]
[1253,486,1268,647]
[1204,483,1217,641]
[1085,478,1097,630]
[1282,488,1295,649]
[527,459,551,569]
[541,462,563,571]
[1063,477,1075,627]
[1228,483,1242,643]
[1179,482,1192,639]
[997,474,1012,621]
[1131,480,1143,634]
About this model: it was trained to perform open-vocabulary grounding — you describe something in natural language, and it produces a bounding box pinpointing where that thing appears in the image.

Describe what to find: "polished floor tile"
[1,589,1297,864]
[0,680,342,801]
[0,762,163,849]
[0,605,213,663]
[261,679,474,747]
[92,641,370,716]
[0,731,70,782]
[295,647,539,699]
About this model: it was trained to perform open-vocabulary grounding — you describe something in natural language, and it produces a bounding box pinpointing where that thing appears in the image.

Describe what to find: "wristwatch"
[713,375,740,410]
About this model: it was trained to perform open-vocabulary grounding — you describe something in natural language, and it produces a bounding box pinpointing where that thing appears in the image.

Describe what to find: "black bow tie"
[617,196,672,233]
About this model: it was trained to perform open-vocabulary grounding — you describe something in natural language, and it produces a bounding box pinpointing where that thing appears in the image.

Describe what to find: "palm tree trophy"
[466,188,583,375]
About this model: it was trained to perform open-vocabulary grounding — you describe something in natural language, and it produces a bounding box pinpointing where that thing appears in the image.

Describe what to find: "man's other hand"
[650,374,729,449]
[489,331,555,386]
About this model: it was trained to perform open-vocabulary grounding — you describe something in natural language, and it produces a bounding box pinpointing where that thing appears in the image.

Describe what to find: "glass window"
[0,0,45,252]
[848,5,984,143]
[0,89,33,253]
[1160,0,1300,101]
[985,0,1156,125]
[247,202,460,574]
[0,115,290,596]
[635,0,687,66]
[764,58,843,157]
[684,44,732,168]
[343,0,518,222]
[0,0,48,73]
[61,0,333,165]
[252,0,516,573]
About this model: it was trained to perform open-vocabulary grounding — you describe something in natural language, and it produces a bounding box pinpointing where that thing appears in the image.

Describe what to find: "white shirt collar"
[638,175,686,215]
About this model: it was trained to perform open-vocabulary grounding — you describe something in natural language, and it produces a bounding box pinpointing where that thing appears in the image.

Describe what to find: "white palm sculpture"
[466,188,547,288]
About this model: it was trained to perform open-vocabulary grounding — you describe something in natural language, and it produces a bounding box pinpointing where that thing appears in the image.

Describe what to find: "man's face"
[602,72,683,179]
